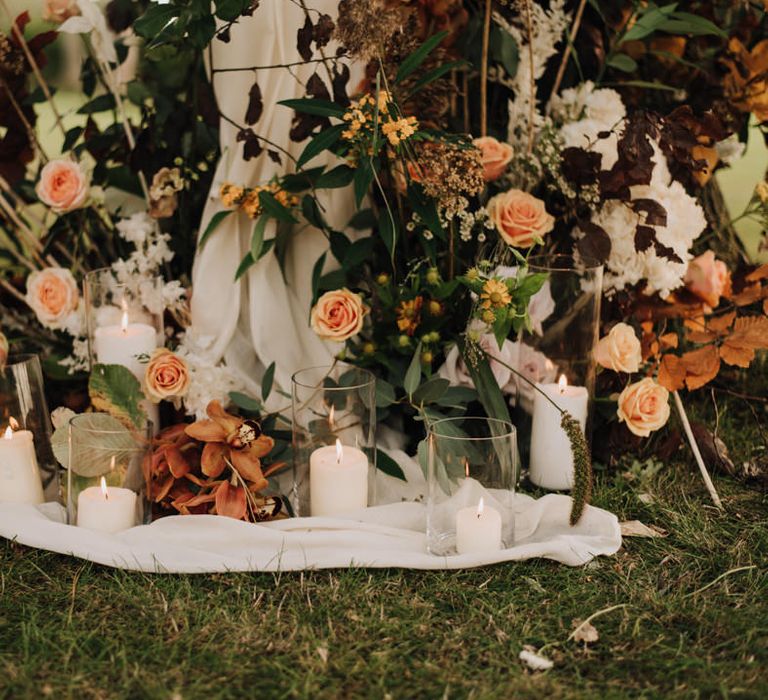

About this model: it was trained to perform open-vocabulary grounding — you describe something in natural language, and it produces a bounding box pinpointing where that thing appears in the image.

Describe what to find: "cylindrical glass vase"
[83,267,163,378]
[291,364,376,517]
[516,255,603,491]
[426,417,517,556]
[66,413,152,532]
[0,354,59,503]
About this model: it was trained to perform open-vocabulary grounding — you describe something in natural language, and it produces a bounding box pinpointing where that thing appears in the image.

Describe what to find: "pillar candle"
[455,497,502,554]
[0,424,44,504]
[77,476,137,533]
[310,439,368,516]
[529,375,588,491]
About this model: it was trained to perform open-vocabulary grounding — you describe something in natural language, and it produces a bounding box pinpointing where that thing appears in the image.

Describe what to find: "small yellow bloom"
[396,297,423,336]
[481,309,496,324]
[362,342,376,355]
[427,300,443,316]
[480,279,512,310]
[241,188,263,219]
[220,182,245,208]
[756,180,768,204]
[421,350,434,364]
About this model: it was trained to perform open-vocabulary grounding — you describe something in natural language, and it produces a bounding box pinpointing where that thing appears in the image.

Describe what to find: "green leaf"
[376,449,406,481]
[606,53,638,73]
[261,362,276,401]
[316,165,355,189]
[348,208,376,230]
[378,209,397,266]
[436,385,478,408]
[353,160,375,208]
[259,190,297,224]
[215,0,251,22]
[621,4,677,42]
[62,126,83,151]
[458,341,511,424]
[297,124,344,167]
[89,364,147,429]
[407,60,467,97]
[278,98,345,118]
[404,342,423,398]
[235,252,255,280]
[330,230,351,262]
[412,377,450,405]
[663,12,726,37]
[375,380,397,408]
[229,391,262,413]
[607,79,677,92]
[199,209,233,250]
[311,252,327,304]
[247,214,268,260]
[396,31,449,84]
[134,4,180,39]
[77,94,116,114]
[302,194,326,230]
[342,238,374,272]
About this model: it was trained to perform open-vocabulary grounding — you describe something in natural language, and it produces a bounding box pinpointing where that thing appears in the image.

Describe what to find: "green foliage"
[198,210,233,250]
[395,31,449,84]
[88,364,147,430]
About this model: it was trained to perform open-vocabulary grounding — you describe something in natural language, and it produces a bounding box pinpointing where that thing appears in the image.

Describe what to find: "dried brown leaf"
[681,344,720,390]
[620,520,668,538]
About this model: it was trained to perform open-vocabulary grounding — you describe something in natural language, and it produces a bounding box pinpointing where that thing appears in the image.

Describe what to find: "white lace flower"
[58,0,117,65]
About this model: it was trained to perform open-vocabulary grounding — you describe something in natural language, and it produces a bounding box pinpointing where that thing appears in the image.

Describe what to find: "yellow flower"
[220,183,245,208]
[481,309,496,324]
[241,188,263,219]
[756,180,768,204]
[480,279,511,309]
[396,297,423,336]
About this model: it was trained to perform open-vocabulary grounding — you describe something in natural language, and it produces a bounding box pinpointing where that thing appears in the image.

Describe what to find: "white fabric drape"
[191,1,358,394]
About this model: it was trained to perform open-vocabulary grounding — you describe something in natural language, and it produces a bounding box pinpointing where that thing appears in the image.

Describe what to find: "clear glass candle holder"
[0,354,60,503]
[515,254,603,491]
[291,364,376,517]
[66,413,153,532]
[426,417,517,556]
[83,267,163,378]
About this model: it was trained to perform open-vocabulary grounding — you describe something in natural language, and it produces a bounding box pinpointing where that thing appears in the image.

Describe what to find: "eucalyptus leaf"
[404,342,423,398]
[376,449,406,481]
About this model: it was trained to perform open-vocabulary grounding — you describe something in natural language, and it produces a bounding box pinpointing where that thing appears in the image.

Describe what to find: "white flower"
[504,342,558,414]
[715,134,745,167]
[116,211,154,246]
[58,0,117,65]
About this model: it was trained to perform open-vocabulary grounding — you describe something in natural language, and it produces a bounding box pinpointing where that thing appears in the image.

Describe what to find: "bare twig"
[0,75,49,161]
[673,390,723,510]
[212,56,347,73]
[480,0,492,137]
[522,0,536,155]
[547,0,587,114]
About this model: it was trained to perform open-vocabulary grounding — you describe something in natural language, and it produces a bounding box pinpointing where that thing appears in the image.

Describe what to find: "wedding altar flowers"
[25,268,80,331]
[311,289,368,343]
[617,378,671,438]
[35,159,90,214]
[487,190,554,248]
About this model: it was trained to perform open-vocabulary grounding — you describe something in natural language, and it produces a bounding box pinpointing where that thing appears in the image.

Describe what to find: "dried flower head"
[396,296,423,336]
[336,0,408,60]
[414,142,485,202]
[0,33,24,76]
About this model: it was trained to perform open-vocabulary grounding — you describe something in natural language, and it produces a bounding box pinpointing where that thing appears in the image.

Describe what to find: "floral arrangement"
[2,0,768,521]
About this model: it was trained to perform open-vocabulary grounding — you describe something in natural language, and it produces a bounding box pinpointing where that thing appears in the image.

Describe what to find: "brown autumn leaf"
[746,263,768,282]
[719,315,768,367]
[681,344,720,390]
[722,38,768,121]
[764,298,768,315]
[658,353,686,391]
[620,520,668,538]
[691,144,718,186]
[708,311,736,333]
[659,333,678,350]
[571,619,599,644]
[732,283,763,307]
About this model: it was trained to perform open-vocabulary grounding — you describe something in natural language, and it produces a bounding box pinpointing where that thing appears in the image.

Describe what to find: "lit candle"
[0,418,44,504]
[310,439,368,516]
[529,374,589,490]
[455,497,502,555]
[93,302,156,379]
[77,474,137,533]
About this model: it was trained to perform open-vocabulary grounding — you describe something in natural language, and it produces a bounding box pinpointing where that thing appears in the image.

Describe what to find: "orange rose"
[473,136,514,181]
[310,289,368,342]
[42,0,79,23]
[36,158,89,214]
[684,250,731,309]
[617,378,670,437]
[0,330,7,370]
[25,267,79,329]
[487,189,554,248]
[595,322,642,373]
[144,349,190,404]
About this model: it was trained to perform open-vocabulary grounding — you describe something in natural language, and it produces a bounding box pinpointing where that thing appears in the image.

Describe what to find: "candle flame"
[9,416,18,430]
[100,476,109,500]
[120,298,129,333]
[335,438,343,464]
[3,426,12,440]
[477,497,484,519]
[328,404,335,429]
[558,374,568,393]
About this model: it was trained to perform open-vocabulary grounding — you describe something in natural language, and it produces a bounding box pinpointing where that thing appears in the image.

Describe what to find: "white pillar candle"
[310,439,368,516]
[77,476,137,533]
[0,423,44,504]
[529,375,589,491]
[455,497,502,555]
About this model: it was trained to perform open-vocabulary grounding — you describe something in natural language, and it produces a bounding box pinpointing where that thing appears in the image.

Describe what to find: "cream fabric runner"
[0,453,621,573]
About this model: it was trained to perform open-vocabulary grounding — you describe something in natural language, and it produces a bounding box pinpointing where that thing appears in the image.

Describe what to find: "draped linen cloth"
[191,1,358,394]
[0,453,621,573]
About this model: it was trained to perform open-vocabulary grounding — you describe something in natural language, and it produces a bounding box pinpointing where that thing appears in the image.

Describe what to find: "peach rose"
[42,0,79,23]
[25,267,79,329]
[595,322,642,373]
[144,349,190,404]
[684,250,731,309]
[36,158,89,214]
[487,189,554,248]
[310,288,368,342]
[473,136,514,181]
[617,378,670,437]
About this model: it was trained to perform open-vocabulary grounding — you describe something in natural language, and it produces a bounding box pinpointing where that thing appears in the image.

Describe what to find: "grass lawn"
[1,387,767,700]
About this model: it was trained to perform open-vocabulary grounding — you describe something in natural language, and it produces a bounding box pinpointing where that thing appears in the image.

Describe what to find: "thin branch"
[218,112,299,165]
[0,276,29,305]
[212,56,347,73]
[522,0,536,156]
[0,193,48,268]
[673,390,723,510]
[480,0,492,137]
[547,0,587,114]
[0,75,49,161]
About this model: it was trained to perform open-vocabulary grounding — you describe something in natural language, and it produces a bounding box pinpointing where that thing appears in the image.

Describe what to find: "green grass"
[1,392,768,699]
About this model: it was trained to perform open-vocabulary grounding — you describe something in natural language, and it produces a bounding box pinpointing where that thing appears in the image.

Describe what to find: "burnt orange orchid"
[143,401,285,523]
